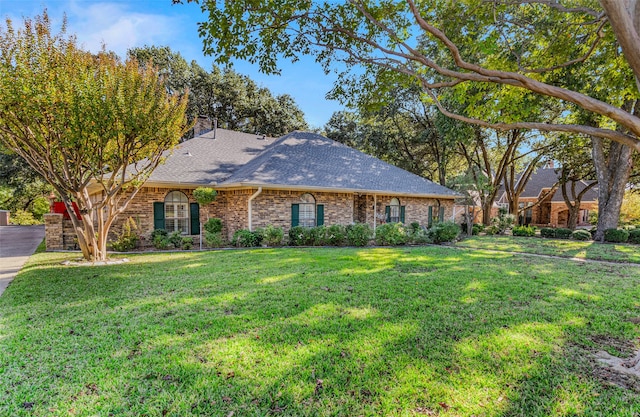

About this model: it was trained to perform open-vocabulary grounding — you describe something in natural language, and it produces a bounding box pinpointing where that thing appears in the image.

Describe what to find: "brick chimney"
[193,116,212,137]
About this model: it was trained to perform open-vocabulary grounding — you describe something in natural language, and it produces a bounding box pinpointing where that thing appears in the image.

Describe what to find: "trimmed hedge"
[571,229,591,241]
[375,223,408,246]
[512,225,535,237]
[629,229,640,244]
[232,229,263,247]
[345,223,372,247]
[429,221,460,244]
[604,228,629,243]
[555,228,573,239]
[540,228,556,238]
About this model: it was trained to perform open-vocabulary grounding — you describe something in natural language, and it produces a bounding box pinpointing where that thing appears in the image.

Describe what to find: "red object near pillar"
[51,201,82,220]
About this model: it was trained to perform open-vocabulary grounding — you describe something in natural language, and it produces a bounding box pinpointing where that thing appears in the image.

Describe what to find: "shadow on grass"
[1,247,639,416]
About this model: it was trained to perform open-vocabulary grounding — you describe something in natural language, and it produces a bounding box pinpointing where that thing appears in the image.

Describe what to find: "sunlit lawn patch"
[456,235,640,264]
[1,246,639,416]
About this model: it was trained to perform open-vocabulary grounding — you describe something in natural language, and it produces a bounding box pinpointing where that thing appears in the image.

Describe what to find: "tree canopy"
[0,12,189,260]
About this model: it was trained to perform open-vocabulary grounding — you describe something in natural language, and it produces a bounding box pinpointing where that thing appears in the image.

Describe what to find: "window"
[165,191,189,234]
[389,198,400,223]
[299,193,316,228]
[581,209,590,224]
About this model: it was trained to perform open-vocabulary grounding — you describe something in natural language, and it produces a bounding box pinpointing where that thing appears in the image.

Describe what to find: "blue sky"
[0,0,343,128]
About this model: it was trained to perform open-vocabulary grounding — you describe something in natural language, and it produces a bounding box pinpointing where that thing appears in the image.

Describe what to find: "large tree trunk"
[591,137,633,241]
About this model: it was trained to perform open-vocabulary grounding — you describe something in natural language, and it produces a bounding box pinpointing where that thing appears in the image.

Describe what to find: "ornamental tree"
[0,12,188,260]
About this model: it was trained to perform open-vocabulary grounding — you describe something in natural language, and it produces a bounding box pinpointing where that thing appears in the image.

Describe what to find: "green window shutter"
[316,204,324,226]
[153,202,165,230]
[385,206,390,222]
[439,206,445,222]
[291,204,299,227]
[428,206,433,227]
[400,206,405,224]
[190,203,200,235]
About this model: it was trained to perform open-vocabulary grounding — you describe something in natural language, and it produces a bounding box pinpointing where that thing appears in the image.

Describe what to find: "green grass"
[456,235,640,264]
[1,247,640,416]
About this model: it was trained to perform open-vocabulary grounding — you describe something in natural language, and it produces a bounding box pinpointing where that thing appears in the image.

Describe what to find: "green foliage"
[288,226,308,246]
[429,221,461,244]
[231,229,263,247]
[604,228,629,243]
[109,217,139,252]
[345,223,372,247]
[472,224,484,235]
[204,232,224,248]
[540,228,556,238]
[151,229,170,250]
[0,12,189,261]
[168,231,184,248]
[9,209,40,225]
[181,236,194,250]
[375,223,408,246]
[571,229,592,241]
[326,224,346,246]
[262,224,284,246]
[628,229,640,244]
[512,225,535,237]
[307,226,327,246]
[554,228,573,239]
[204,218,223,235]
[490,212,515,235]
[193,187,217,205]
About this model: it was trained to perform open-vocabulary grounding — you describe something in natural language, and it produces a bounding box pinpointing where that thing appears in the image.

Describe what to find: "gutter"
[247,187,262,231]
[373,194,377,233]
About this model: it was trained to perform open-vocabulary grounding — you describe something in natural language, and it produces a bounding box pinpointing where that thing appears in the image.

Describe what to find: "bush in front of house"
[375,222,409,246]
[109,217,139,251]
[168,231,184,248]
[628,229,640,244]
[429,221,461,244]
[555,228,573,239]
[288,226,307,246]
[345,223,372,246]
[307,225,327,246]
[490,211,515,235]
[262,224,284,246]
[540,228,556,238]
[326,224,346,246]
[511,225,536,237]
[151,229,170,249]
[571,229,592,241]
[604,228,629,243]
[204,218,224,247]
[204,218,223,234]
[181,236,194,250]
[232,229,263,247]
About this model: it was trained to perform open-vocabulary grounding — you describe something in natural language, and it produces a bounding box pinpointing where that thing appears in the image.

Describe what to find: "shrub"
[232,229,263,247]
[489,212,515,235]
[555,228,573,239]
[345,223,372,246]
[305,226,326,246]
[326,224,346,246]
[181,236,194,250]
[288,225,307,246]
[429,221,461,244]
[205,231,224,247]
[375,223,408,246]
[512,225,535,237]
[472,224,484,235]
[193,187,217,205]
[604,228,629,243]
[540,228,556,238]
[571,229,592,241]
[10,209,40,225]
[485,225,499,235]
[263,224,284,246]
[168,231,184,248]
[204,218,223,234]
[629,229,640,244]
[151,229,170,249]
[109,217,139,252]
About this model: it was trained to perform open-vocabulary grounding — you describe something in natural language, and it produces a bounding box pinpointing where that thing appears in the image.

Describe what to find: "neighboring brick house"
[494,167,597,227]
[45,129,459,249]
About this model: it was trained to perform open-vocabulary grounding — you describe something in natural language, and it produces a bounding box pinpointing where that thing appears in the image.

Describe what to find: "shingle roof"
[499,167,597,202]
[147,129,458,198]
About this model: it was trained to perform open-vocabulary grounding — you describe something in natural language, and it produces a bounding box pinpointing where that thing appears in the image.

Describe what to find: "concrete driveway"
[0,225,45,296]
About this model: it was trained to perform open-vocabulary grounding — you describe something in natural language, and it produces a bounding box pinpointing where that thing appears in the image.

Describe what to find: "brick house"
[494,167,597,227]
[45,129,459,249]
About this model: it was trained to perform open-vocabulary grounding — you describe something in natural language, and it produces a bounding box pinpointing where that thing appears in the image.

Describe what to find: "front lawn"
[1,247,640,416]
[456,235,640,264]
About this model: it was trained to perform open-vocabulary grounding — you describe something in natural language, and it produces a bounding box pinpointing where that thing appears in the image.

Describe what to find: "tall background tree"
[183,0,639,239]
[0,12,188,260]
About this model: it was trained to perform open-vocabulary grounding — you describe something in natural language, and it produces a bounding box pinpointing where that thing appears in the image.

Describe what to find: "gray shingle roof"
[147,129,459,198]
[499,167,597,202]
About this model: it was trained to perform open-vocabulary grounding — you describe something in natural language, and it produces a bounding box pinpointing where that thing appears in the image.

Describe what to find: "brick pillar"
[44,213,63,250]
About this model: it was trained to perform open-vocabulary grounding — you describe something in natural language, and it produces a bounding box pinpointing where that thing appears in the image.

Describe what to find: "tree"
[0,12,188,260]
[129,46,308,137]
[181,0,638,238]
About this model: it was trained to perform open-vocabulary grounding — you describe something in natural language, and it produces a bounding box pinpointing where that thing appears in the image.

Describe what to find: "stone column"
[44,213,63,250]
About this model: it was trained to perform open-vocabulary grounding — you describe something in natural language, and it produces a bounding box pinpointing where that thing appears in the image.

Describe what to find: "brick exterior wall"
[45,186,456,249]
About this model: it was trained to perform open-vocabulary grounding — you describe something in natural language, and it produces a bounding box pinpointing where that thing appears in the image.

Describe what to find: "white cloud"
[64,1,182,58]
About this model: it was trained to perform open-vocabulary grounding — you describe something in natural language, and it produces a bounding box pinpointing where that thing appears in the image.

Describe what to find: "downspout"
[373,194,377,233]
[248,187,262,231]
